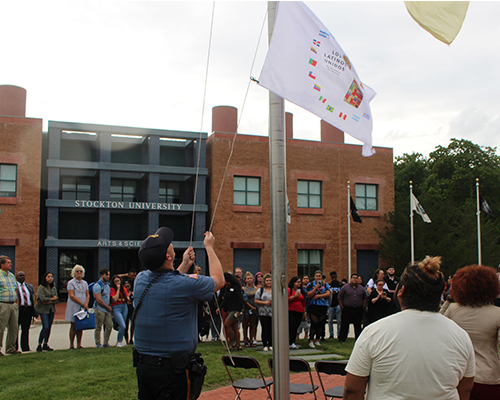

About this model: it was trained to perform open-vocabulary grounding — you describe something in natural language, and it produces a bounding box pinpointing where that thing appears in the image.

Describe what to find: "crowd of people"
[1,248,500,399]
[208,265,403,351]
[0,256,138,354]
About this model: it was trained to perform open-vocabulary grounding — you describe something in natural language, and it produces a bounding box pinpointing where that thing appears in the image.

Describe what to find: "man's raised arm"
[204,232,224,291]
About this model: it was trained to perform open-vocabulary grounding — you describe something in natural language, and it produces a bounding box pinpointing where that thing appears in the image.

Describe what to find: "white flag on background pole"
[411,193,432,223]
[258,1,376,157]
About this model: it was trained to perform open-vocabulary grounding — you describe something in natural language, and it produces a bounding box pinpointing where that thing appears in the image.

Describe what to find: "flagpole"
[347,181,352,278]
[410,181,414,264]
[476,178,482,265]
[268,2,290,400]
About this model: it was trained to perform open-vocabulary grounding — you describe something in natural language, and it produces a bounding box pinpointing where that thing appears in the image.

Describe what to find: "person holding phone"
[367,279,392,325]
[306,270,331,348]
[110,275,129,347]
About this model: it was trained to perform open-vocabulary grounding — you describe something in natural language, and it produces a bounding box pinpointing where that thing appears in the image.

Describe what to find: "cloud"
[448,108,500,150]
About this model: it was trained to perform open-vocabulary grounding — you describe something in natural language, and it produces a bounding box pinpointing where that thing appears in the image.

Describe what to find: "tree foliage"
[378,138,500,277]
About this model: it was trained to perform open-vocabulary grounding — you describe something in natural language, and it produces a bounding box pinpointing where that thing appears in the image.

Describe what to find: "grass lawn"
[0,338,355,399]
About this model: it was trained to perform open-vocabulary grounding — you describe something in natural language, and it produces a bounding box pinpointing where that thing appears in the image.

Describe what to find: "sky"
[2,1,500,158]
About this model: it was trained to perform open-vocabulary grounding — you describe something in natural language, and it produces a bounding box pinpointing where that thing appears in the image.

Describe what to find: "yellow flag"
[405,1,469,45]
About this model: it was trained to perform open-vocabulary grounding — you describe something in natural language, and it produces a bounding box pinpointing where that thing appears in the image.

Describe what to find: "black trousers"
[137,362,188,400]
[288,311,303,345]
[339,306,364,342]
[308,304,327,341]
[17,306,33,351]
[260,315,272,347]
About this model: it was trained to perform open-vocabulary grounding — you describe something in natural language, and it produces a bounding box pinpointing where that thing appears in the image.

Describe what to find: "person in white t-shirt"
[344,256,475,400]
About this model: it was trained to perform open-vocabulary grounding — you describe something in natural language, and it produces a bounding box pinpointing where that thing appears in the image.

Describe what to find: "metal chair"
[314,360,348,399]
[268,357,319,399]
[222,355,273,400]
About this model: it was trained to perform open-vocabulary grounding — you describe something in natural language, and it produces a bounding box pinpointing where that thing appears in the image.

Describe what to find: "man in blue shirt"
[134,227,224,400]
[93,268,112,347]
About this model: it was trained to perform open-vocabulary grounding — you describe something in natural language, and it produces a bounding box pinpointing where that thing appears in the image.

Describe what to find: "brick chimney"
[320,119,344,143]
[0,85,27,117]
[212,106,237,133]
[285,112,293,139]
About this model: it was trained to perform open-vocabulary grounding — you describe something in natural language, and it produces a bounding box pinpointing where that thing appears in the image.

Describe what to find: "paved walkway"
[200,371,345,400]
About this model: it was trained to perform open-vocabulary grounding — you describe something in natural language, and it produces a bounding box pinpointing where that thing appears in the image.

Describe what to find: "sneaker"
[269,346,273,351]
[103,344,111,348]
[309,341,315,349]
[252,340,257,345]
[116,342,125,347]
[42,344,54,351]
[289,343,298,349]
[36,345,43,353]
[315,341,321,346]
[263,346,269,352]
[96,344,103,348]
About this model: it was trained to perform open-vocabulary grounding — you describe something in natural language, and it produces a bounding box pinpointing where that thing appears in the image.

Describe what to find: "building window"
[297,180,322,208]
[160,182,180,203]
[233,176,260,206]
[61,177,92,200]
[0,164,17,197]
[110,179,137,202]
[297,249,322,278]
[356,183,378,211]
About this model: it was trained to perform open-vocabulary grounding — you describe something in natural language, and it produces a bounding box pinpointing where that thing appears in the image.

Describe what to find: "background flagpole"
[476,178,482,265]
[410,181,414,264]
[267,2,290,400]
[347,181,352,278]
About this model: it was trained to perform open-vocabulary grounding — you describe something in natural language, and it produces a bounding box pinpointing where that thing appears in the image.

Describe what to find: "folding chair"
[268,357,319,399]
[222,355,273,400]
[314,360,348,400]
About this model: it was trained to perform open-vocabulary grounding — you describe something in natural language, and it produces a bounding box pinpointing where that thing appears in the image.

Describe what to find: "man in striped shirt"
[0,255,20,355]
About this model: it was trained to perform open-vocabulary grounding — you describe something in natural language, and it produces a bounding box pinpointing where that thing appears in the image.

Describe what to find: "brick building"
[207,106,394,282]
[42,121,208,295]
[0,84,394,288]
[0,85,43,284]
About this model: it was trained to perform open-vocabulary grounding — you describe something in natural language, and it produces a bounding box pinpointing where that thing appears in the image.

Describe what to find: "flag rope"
[186,5,268,358]
[207,7,268,358]
[209,7,268,232]
[190,1,216,246]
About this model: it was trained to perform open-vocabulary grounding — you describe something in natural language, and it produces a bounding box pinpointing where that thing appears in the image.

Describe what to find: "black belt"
[0,301,16,304]
[138,352,173,367]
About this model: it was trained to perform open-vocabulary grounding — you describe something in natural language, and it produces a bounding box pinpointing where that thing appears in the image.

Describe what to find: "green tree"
[378,139,500,277]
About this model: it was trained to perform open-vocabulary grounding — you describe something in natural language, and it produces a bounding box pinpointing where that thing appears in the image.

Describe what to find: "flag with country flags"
[258,1,376,156]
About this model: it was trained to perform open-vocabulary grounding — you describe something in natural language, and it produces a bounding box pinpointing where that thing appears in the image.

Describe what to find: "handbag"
[74,310,96,331]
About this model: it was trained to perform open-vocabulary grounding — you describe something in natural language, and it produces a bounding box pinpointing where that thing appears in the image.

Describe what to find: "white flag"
[258,1,376,157]
[411,193,431,223]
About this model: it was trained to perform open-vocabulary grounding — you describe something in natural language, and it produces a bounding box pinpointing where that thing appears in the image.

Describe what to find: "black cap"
[138,227,174,270]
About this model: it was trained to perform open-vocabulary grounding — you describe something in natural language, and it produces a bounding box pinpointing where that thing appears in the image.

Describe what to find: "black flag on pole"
[350,196,362,223]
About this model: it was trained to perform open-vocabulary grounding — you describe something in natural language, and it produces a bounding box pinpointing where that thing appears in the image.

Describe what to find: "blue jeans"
[112,303,128,343]
[327,305,341,338]
[39,312,55,344]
